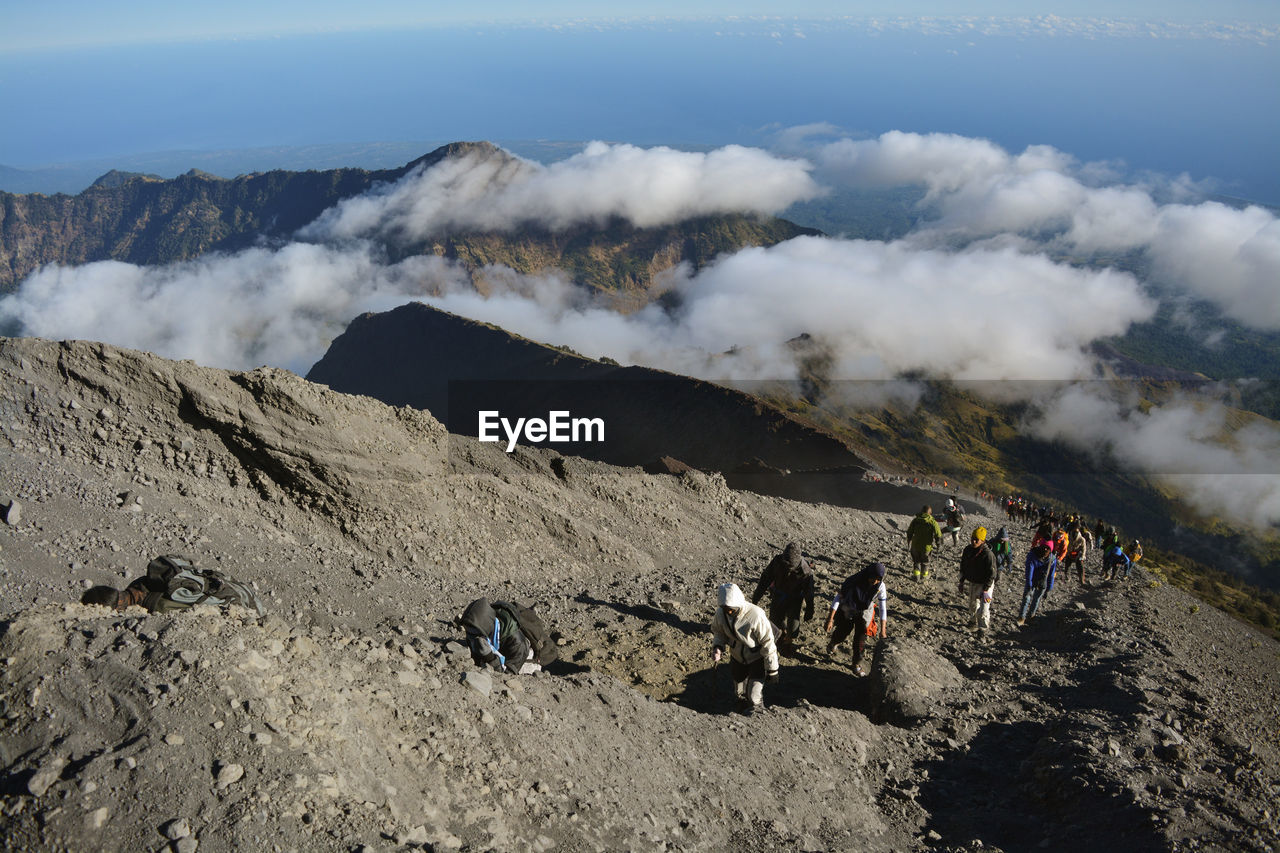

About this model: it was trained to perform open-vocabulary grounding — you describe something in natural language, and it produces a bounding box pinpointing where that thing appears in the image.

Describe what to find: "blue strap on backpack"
[490,619,506,669]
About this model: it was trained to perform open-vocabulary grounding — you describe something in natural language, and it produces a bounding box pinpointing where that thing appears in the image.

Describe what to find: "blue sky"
[5,1,1280,50]
[1,3,1277,201]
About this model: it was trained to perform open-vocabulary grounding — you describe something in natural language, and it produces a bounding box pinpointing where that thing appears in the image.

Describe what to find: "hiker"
[711,583,780,715]
[458,597,556,675]
[1017,543,1057,626]
[751,542,816,650]
[1126,539,1144,566]
[906,505,943,581]
[942,498,965,546]
[1103,544,1132,581]
[990,526,1015,585]
[957,527,997,634]
[80,554,264,615]
[824,562,889,677]
[1052,527,1070,568]
[1063,524,1089,584]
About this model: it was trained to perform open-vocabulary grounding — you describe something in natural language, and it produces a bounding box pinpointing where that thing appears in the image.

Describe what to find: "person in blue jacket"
[1017,543,1057,626]
[1103,543,1132,581]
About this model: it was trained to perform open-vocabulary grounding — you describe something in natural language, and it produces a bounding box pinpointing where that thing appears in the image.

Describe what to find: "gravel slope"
[1,336,1277,853]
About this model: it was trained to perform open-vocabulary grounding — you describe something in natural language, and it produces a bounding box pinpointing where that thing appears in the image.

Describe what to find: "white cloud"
[1030,384,1280,530]
[0,244,467,374]
[812,130,1280,329]
[306,141,821,241]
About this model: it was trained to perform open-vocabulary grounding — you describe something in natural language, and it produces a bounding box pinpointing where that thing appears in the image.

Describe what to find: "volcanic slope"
[0,336,1277,852]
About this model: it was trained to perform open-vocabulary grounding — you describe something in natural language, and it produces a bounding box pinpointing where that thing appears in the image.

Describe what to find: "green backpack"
[493,601,559,666]
[145,555,266,616]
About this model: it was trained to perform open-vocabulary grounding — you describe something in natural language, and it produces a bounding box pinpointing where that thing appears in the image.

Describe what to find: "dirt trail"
[2,337,1278,852]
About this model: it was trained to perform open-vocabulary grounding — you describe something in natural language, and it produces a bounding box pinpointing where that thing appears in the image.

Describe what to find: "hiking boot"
[736,698,752,714]
[1016,618,1026,627]
[742,702,761,717]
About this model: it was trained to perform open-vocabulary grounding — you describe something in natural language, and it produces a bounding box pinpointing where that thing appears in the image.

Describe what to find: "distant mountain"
[0,141,816,295]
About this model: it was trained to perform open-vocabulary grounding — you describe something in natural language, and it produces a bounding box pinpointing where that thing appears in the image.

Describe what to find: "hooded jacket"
[460,597,530,673]
[710,583,779,673]
[834,564,888,624]
[752,542,816,616]
[906,511,942,554]
[1025,547,1057,591]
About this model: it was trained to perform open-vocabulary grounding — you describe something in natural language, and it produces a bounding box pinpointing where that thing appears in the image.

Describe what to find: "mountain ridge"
[0,141,815,296]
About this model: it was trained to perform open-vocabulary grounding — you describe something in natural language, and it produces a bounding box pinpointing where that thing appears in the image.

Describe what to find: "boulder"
[868,636,962,725]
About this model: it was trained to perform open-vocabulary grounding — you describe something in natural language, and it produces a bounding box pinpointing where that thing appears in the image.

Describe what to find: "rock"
[174,837,199,853]
[0,497,20,526]
[214,762,245,790]
[27,754,67,796]
[868,637,963,725]
[462,670,493,697]
[163,817,192,840]
[84,807,110,829]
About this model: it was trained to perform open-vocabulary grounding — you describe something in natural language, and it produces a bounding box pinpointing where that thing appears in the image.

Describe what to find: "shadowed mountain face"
[305,302,971,516]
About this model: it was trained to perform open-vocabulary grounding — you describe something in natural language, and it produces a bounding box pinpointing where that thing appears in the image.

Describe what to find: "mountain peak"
[88,169,163,189]
[403,140,513,173]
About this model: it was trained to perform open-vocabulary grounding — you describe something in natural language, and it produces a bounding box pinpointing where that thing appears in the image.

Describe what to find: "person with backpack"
[458,597,557,675]
[990,526,1015,586]
[80,554,265,616]
[906,505,943,581]
[1063,523,1090,584]
[942,498,965,546]
[824,562,889,677]
[751,542,816,652]
[710,582,780,715]
[1017,543,1057,626]
[957,527,997,635]
[1104,543,1132,581]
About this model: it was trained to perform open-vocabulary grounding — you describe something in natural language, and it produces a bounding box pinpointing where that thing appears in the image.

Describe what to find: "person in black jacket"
[459,598,541,675]
[751,542,815,650]
[957,526,998,634]
[824,562,888,677]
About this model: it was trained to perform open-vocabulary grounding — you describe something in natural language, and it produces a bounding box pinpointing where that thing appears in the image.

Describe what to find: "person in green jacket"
[906,505,943,581]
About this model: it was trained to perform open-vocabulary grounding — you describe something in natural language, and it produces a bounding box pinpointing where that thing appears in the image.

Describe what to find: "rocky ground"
[1,336,1277,852]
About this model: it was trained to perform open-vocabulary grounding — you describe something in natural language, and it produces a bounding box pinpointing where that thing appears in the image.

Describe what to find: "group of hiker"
[81,498,1147,719]
[712,550,887,714]
[713,501,1150,712]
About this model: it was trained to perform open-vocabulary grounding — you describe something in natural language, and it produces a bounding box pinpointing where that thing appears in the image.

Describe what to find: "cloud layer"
[0,245,466,374]
[3,134,1279,529]
[811,130,1280,329]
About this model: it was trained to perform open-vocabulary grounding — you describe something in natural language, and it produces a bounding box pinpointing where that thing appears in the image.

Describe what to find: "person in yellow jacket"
[710,583,780,715]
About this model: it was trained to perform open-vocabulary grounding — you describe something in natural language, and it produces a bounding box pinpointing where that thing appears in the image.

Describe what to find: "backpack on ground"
[494,601,559,666]
[145,554,266,616]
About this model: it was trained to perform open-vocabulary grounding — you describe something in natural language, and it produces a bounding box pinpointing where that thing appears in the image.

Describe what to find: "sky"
[6,2,1280,50]
[1,4,1277,202]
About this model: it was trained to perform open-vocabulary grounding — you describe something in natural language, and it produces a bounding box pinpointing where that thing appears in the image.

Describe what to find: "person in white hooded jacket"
[710,582,780,715]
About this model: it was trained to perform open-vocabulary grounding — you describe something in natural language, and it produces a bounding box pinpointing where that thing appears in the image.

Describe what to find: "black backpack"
[493,601,559,666]
[145,555,266,616]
